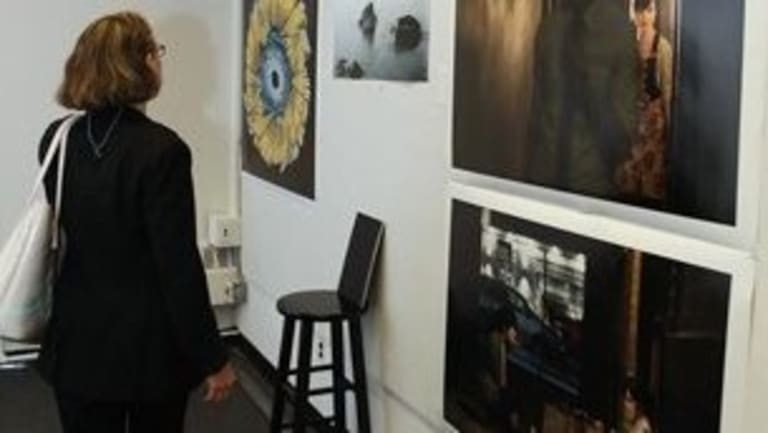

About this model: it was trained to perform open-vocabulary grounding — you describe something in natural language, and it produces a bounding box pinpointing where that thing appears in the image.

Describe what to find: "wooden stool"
[269,213,384,433]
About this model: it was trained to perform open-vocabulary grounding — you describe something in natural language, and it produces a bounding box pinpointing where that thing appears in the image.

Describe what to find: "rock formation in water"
[394,15,422,52]
[335,58,366,79]
[348,61,364,79]
[334,59,349,77]
[358,3,377,41]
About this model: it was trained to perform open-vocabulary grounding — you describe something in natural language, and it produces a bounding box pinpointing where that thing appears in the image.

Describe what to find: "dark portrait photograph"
[444,199,732,433]
[453,0,745,225]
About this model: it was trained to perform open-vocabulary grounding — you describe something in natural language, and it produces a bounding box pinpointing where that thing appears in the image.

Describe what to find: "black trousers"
[55,391,189,433]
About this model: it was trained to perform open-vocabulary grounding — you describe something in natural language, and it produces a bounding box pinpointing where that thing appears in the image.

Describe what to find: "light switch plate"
[209,214,242,248]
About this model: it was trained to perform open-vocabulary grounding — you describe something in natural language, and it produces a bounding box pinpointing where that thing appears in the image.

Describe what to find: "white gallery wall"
[742,0,768,427]
[0,1,239,241]
[0,1,240,344]
[239,0,455,429]
[239,2,768,433]
[746,103,768,428]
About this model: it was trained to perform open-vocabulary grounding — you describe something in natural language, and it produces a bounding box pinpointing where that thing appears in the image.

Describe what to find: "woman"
[622,380,655,433]
[35,12,236,433]
[616,0,674,201]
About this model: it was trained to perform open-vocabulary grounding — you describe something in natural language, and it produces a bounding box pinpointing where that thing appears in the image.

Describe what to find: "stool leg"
[349,316,371,433]
[270,318,296,433]
[331,320,347,432]
[294,320,315,433]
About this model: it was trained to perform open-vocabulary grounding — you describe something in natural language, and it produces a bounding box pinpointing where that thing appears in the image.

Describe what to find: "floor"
[0,345,275,433]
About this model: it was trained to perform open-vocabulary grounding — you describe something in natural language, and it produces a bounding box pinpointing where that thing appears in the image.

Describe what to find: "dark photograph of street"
[444,200,731,433]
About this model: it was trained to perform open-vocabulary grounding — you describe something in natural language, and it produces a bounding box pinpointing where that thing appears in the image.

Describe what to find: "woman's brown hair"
[57,12,160,110]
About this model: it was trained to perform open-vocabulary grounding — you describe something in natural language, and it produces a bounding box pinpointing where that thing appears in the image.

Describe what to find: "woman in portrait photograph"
[622,380,656,433]
[616,0,674,201]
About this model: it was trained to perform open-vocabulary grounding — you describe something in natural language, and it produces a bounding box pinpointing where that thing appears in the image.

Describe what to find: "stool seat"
[277,290,355,321]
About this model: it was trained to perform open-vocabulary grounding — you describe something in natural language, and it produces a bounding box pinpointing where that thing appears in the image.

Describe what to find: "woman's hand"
[204,362,237,403]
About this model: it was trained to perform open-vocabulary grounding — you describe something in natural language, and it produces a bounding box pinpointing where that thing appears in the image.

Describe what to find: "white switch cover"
[206,267,242,306]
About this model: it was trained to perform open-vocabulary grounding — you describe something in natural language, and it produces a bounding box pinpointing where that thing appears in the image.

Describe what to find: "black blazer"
[35,107,227,401]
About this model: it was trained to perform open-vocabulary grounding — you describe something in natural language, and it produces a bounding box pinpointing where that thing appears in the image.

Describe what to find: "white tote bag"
[0,115,81,342]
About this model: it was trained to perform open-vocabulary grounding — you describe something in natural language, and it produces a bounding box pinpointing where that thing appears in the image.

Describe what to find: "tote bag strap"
[28,114,82,249]
[52,117,76,250]
[31,119,69,199]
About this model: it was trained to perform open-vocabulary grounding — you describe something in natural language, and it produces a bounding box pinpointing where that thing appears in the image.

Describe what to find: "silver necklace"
[87,107,124,158]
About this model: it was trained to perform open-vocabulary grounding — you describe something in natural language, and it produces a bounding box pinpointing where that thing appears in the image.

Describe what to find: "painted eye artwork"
[244,0,311,173]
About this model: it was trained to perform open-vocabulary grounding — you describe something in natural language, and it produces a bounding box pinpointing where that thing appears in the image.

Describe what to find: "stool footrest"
[308,379,355,397]
[280,416,335,429]
[288,364,334,375]
[279,378,356,400]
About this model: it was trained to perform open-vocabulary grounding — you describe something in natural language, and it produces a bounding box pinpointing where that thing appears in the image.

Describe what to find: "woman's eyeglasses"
[154,43,167,59]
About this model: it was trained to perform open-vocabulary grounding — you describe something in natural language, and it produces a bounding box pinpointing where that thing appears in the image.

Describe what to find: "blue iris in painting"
[259,28,293,116]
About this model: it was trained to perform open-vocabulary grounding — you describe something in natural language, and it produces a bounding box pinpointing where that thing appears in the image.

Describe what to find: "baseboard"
[223,334,280,385]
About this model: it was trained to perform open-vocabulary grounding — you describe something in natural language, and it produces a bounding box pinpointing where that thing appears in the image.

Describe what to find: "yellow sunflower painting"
[243,0,316,198]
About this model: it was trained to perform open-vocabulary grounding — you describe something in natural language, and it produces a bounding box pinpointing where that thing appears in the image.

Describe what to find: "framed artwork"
[443,186,751,433]
[453,0,745,225]
[333,0,430,82]
[242,0,317,199]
